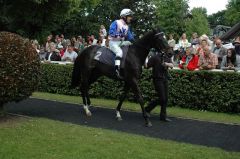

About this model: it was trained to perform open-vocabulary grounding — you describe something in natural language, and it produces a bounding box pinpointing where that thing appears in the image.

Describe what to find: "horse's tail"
[70,45,101,88]
[71,55,82,88]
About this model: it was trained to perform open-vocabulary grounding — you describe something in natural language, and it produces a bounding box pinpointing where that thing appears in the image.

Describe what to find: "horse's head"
[152,29,173,57]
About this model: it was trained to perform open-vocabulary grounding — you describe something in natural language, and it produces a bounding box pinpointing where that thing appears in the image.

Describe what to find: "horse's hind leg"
[80,73,92,117]
[85,70,101,112]
[116,84,130,121]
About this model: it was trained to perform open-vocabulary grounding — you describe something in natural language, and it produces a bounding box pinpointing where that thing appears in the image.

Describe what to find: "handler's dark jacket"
[147,53,170,81]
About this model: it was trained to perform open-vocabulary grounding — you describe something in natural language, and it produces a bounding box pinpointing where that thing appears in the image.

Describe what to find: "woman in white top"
[178,33,189,49]
[99,25,107,39]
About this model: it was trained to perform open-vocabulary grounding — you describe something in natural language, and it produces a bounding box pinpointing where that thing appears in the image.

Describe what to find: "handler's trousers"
[145,79,168,119]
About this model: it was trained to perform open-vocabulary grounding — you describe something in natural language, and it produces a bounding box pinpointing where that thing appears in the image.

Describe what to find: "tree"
[225,0,240,26]
[132,0,157,36]
[185,7,210,37]
[0,0,81,40]
[153,0,189,36]
[61,0,157,38]
[208,10,228,27]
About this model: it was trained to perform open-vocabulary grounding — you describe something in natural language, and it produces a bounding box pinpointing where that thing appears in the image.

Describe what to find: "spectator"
[77,36,85,52]
[221,48,240,72]
[39,46,46,61]
[62,45,78,62]
[190,32,199,46]
[45,43,61,61]
[99,25,107,39]
[233,36,240,56]
[84,42,88,48]
[87,38,93,47]
[90,35,97,45]
[31,39,40,53]
[199,34,213,50]
[196,39,208,57]
[45,35,52,53]
[60,34,66,43]
[104,37,110,48]
[97,38,103,46]
[54,35,59,43]
[198,46,218,70]
[71,37,79,51]
[168,34,176,49]
[212,39,227,68]
[56,37,63,50]
[178,33,189,49]
[179,46,199,71]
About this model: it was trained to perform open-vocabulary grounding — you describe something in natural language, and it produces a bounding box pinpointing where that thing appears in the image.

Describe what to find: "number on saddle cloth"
[94,46,129,68]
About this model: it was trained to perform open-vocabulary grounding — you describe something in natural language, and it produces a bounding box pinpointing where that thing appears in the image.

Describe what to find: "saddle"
[94,46,129,69]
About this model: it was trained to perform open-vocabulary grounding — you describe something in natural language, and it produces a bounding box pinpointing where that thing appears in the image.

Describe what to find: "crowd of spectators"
[168,33,240,72]
[31,25,109,63]
[31,25,240,72]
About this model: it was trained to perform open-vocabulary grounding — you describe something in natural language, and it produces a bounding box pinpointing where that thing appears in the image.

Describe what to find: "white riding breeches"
[109,40,132,58]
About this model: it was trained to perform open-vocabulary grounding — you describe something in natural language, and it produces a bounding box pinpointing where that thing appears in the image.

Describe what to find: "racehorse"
[71,29,173,127]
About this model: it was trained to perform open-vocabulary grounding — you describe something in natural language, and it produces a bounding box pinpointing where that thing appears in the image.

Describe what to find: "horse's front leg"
[130,79,152,127]
[116,83,130,121]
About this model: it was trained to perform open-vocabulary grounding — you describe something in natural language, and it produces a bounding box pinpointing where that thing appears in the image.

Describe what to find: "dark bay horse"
[71,29,173,127]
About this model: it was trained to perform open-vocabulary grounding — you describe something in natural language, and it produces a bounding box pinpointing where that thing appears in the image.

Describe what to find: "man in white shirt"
[62,45,78,62]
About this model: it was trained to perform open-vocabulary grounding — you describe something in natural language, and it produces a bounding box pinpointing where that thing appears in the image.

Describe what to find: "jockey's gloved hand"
[115,33,121,37]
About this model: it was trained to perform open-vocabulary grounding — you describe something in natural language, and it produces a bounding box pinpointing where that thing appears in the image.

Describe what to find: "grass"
[32,92,240,125]
[0,118,240,159]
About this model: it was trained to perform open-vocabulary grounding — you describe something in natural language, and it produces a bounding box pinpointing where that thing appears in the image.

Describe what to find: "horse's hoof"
[116,117,123,121]
[146,122,152,127]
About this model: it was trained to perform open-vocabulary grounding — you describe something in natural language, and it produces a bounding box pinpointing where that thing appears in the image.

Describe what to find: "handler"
[145,52,173,122]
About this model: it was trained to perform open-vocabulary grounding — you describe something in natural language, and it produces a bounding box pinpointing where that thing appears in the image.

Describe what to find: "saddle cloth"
[94,46,129,68]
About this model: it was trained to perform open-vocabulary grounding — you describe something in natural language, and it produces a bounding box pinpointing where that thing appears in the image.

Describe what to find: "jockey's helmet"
[120,9,134,17]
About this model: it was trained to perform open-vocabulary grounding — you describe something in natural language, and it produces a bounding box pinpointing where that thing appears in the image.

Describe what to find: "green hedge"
[39,64,240,113]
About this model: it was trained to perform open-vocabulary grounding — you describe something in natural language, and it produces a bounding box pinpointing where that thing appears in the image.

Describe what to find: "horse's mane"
[134,30,156,47]
[130,30,158,64]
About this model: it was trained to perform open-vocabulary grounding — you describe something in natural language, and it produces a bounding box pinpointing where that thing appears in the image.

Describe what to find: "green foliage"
[225,0,240,26]
[1,0,239,41]
[208,10,228,27]
[39,64,240,113]
[0,32,40,105]
[153,0,189,36]
[61,0,157,38]
[0,0,81,40]
[185,7,210,37]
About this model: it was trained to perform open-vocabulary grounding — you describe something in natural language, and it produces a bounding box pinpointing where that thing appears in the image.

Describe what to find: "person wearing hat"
[233,36,240,56]
[179,45,199,71]
[109,8,135,78]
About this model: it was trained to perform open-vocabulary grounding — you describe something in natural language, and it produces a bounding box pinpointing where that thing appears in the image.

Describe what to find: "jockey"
[109,8,135,78]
